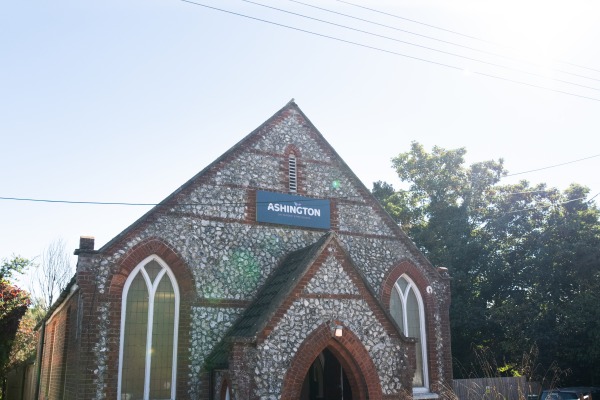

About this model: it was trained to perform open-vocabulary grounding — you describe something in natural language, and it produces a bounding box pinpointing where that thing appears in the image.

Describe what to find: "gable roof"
[97,100,438,277]
[227,232,333,340]
[99,100,304,253]
[205,231,411,368]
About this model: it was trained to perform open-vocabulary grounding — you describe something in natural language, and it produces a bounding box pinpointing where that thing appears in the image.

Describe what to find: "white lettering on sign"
[267,202,321,217]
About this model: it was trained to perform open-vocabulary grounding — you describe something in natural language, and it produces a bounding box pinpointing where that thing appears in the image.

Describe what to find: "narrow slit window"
[288,153,297,193]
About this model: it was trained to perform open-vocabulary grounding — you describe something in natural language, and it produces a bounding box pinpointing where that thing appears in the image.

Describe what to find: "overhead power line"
[333,0,483,42]
[4,151,600,207]
[2,191,598,212]
[505,154,600,177]
[289,0,600,83]
[239,0,600,92]
[0,196,360,207]
[503,193,598,214]
[0,197,158,206]
[180,0,600,102]
[333,0,600,75]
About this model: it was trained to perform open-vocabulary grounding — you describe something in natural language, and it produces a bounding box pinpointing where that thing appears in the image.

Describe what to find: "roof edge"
[98,100,302,253]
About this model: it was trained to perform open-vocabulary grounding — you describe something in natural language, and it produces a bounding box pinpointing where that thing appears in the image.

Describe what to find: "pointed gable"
[100,100,415,254]
[303,254,360,296]
[209,232,409,350]
[225,232,333,341]
[63,101,452,400]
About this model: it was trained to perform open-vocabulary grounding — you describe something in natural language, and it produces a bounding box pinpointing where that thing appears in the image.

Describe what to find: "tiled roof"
[205,232,333,368]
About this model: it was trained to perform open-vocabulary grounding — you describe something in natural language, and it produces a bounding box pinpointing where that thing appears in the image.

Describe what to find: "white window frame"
[117,255,180,400]
[392,274,429,392]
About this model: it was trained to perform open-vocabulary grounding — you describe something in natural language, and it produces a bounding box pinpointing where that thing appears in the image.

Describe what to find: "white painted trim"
[117,255,180,400]
[393,274,430,391]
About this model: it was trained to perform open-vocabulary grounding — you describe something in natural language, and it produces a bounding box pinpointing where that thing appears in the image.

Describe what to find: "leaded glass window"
[118,257,179,400]
[390,275,428,389]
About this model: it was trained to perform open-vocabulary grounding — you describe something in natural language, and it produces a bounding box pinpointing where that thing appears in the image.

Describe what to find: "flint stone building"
[33,101,452,400]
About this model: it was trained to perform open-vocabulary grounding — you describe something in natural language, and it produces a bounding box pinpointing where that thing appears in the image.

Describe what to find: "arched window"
[118,256,180,400]
[288,152,297,193]
[390,275,428,390]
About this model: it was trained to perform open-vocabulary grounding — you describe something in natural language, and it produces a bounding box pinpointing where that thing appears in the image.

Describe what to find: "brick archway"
[107,237,194,400]
[280,323,383,400]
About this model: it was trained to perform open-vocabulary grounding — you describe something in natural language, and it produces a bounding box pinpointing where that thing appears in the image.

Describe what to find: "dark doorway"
[300,348,353,400]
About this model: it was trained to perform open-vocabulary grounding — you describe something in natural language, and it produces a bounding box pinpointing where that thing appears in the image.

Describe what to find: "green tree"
[0,257,31,398]
[6,302,45,371]
[375,143,600,385]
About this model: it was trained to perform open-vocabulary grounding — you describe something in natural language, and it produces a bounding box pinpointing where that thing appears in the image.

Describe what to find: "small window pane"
[144,260,162,284]
[150,274,176,399]
[390,287,404,332]
[122,273,149,399]
[406,290,420,339]
[407,289,423,386]
[397,277,409,293]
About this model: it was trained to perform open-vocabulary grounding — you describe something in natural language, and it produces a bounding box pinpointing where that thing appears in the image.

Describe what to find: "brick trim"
[381,260,432,308]
[258,237,407,344]
[283,144,303,194]
[106,237,195,399]
[280,322,384,400]
[381,260,443,393]
[219,376,231,400]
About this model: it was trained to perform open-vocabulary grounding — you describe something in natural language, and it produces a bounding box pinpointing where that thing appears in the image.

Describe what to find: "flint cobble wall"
[71,106,450,400]
[254,255,410,399]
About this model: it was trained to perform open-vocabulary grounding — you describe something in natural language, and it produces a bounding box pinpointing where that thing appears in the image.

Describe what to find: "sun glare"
[456,0,596,65]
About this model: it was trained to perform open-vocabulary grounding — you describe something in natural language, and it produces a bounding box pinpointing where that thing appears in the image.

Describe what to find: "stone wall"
[68,104,450,399]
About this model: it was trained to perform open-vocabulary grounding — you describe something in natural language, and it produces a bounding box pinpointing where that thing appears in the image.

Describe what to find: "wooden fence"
[4,361,37,400]
[453,377,541,400]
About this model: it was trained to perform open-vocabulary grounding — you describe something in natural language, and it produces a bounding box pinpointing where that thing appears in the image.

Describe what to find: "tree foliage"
[374,142,600,385]
[7,302,45,371]
[0,257,31,392]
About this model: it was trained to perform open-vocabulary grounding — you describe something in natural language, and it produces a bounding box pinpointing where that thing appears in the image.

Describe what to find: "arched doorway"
[300,348,353,400]
[280,323,382,400]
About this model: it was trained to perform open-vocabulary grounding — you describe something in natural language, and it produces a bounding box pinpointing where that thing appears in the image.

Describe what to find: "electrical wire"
[287,0,600,84]
[2,184,598,235]
[333,0,600,75]
[504,154,600,177]
[0,197,158,206]
[0,196,360,207]
[502,193,596,214]
[180,0,600,102]
[238,0,600,92]
[0,188,580,207]
[0,195,593,227]
[333,0,484,42]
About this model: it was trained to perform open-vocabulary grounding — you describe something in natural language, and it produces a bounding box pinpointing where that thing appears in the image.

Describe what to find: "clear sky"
[2,0,600,274]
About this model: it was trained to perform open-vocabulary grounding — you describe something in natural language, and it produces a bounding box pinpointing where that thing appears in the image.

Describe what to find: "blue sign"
[256,191,331,229]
